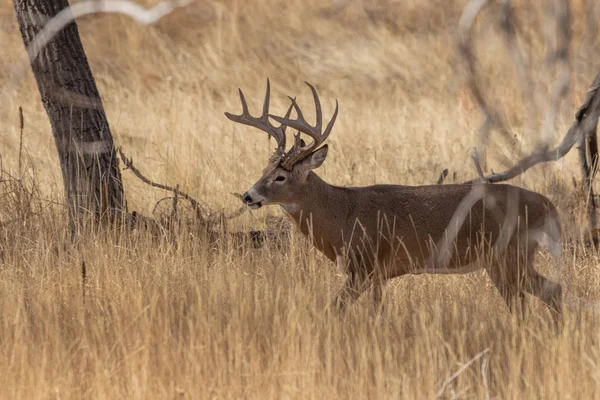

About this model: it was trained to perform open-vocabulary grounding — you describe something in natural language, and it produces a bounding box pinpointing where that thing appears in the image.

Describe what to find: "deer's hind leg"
[520,242,562,328]
[487,241,562,326]
[523,268,562,314]
[485,246,528,318]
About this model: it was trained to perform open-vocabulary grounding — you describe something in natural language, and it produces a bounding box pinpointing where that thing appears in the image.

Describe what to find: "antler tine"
[238,88,249,115]
[306,81,322,132]
[280,97,295,135]
[270,82,338,168]
[323,99,339,138]
[262,78,271,117]
[224,79,286,152]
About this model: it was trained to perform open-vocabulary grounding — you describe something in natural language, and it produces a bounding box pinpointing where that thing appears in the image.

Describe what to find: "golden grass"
[1,0,600,398]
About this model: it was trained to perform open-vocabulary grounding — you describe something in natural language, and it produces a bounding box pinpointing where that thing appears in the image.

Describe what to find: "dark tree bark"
[13,0,125,227]
[579,122,599,230]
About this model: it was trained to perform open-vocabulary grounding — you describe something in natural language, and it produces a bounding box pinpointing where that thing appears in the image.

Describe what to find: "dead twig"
[118,147,207,219]
[81,260,87,305]
[436,348,491,398]
[118,147,248,225]
[471,148,488,183]
[18,106,24,176]
[481,355,490,400]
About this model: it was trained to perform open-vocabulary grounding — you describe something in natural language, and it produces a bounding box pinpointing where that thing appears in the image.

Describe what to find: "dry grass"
[1,0,600,398]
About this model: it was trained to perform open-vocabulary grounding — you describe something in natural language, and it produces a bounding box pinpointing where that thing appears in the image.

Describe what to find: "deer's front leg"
[331,272,366,312]
[330,254,372,312]
[370,278,386,316]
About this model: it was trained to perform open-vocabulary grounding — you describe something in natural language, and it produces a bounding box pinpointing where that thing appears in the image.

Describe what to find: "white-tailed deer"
[225,80,563,319]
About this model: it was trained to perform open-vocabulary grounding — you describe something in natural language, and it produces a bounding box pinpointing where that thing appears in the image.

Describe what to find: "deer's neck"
[280,172,341,260]
[282,172,334,218]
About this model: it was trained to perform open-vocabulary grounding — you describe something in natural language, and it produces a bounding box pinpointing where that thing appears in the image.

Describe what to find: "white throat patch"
[280,203,299,213]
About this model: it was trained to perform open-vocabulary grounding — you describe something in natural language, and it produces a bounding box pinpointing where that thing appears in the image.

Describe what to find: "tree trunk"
[579,126,599,231]
[13,0,125,228]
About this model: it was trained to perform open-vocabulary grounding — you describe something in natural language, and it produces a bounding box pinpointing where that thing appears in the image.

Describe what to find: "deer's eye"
[275,176,286,182]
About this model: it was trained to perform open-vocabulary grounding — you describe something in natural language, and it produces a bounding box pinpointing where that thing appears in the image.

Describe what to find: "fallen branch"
[118,147,248,224]
[118,147,207,219]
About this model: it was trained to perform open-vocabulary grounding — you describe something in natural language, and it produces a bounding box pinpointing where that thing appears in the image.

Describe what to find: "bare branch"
[2,0,191,109]
[117,147,208,219]
[466,73,600,184]
[436,348,491,398]
[459,0,515,165]
[18,106,24,176]
[428,184,488,269]
[471,148,488,183]
[541,0,571,147]
[26,0,192,63]
[118,148,248,222]
[481,356,490,400]
[499,0,535,104]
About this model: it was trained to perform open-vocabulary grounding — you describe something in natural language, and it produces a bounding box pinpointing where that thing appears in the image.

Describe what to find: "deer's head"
[225,80,338,209]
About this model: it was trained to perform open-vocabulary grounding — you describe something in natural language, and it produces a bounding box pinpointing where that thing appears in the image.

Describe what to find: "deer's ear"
[299,145,328,170]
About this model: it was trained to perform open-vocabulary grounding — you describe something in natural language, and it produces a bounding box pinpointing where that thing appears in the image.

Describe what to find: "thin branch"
[436,348,491,398]
[541,0,571,146]
[2,0,191,109]
[18,106,24,176]
[26,0,192,63]
[465,73,600,184]
[428,184,488,269]
[118,148,248,222]
[471,148,488,182]
[81,261,87,306]
[500,0,535,106]
[171,184,179,221]
[117,147,207,218]
[481,356,490,400]
[459,0,514,160]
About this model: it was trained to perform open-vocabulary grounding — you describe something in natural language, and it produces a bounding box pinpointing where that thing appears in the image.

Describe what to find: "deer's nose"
[242,192,253,204]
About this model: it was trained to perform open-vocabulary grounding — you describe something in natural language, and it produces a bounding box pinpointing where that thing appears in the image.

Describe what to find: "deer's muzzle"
[242,191,263,209]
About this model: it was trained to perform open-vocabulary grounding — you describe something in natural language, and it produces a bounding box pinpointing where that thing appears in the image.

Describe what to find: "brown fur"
[231,82,562,320]
[244,161,562,320]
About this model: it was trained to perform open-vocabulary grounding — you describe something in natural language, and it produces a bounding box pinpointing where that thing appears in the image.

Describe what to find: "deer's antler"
[225,79,293,156]
[270,82,339,170]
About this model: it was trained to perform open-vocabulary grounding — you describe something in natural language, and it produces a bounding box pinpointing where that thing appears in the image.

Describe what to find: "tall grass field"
[1,0,600,398]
